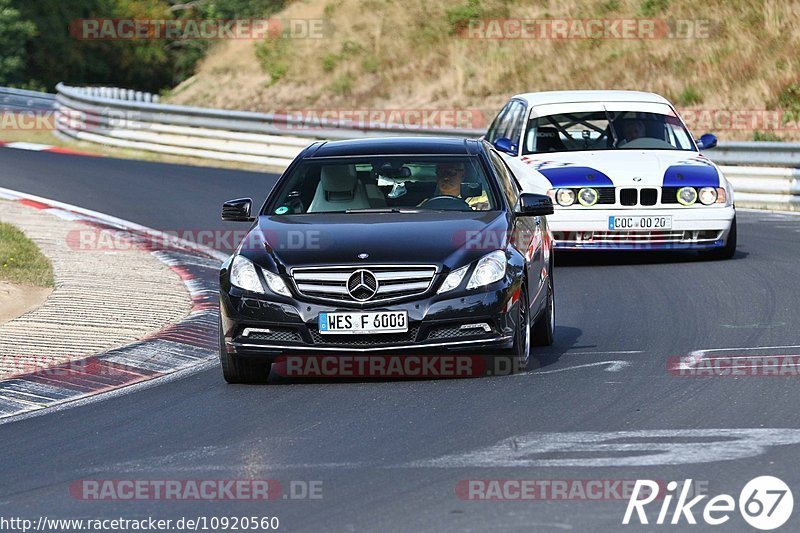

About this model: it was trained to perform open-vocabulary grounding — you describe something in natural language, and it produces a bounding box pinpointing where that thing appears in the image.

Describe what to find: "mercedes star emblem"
[347,269,379,301]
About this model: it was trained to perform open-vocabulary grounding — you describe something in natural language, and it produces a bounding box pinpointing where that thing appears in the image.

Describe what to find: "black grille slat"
[619,188,638,206]
[310,327,420,347]
[427,326,491,340]
[597,188,616,204]
[640,188,658,206]
[661,187,680,204]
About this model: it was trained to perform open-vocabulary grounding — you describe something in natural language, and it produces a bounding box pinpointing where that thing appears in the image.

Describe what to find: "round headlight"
[677,187,698,206]
[578,187,599,207]
[698,187,718,205]
[556,188,576,206]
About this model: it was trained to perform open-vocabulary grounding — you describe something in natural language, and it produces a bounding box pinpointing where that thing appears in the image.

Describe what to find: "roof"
[306,137,482,158]
[511,90,672,107]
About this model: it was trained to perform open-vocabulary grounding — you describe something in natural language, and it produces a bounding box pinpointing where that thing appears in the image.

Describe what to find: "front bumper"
[548,206,736,250]
[220,284,518,359]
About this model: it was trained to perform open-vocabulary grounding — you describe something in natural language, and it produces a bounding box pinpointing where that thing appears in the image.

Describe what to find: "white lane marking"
[566,350,644,355]
[410,428,800,468]
[523,361,632,376]
[4,142,50,151]
[678,344,800,370]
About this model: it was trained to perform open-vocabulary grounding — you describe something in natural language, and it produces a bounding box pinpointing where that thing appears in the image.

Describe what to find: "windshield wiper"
[344,208,419,214]
[604,106,620,148]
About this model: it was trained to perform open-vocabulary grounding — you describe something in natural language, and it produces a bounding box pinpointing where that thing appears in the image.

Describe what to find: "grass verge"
[0,223,54,287]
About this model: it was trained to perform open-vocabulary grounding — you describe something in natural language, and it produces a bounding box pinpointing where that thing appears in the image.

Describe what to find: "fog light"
[677,187,698,206]
[578,187,599,207]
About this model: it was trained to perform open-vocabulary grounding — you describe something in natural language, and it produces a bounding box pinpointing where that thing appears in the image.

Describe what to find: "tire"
[501,283,532,374]
[532,276,555,347]
[704,216,737,260]
[219,318,271,384]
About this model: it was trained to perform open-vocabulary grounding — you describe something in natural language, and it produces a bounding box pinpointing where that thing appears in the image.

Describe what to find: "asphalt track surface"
[1,147,800,532]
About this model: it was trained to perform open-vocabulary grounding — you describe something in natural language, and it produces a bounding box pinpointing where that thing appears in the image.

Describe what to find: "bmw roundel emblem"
[633,177,642,182]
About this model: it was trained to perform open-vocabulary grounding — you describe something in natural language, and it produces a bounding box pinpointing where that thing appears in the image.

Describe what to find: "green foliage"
[676,86,702,105]
[321,53,338,73]
[753,130,782,142]
[776,82,800,114]
[255,37,289,84]
[445,0,484,35]
[639,0,670,16]
[329,73,353,96]
[5,0,285,93]
[361,55,379,74]
[0,0,36,87]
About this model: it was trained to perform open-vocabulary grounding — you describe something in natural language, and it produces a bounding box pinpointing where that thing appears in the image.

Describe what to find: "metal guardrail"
[0,87,55,111]
[3,84,799,209]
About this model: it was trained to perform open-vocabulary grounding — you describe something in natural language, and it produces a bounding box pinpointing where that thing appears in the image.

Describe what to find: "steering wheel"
[419,195,471,210]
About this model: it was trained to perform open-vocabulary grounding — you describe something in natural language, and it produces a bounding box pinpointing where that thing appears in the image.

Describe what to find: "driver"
[620,119,647,145]
[430,161,489,210]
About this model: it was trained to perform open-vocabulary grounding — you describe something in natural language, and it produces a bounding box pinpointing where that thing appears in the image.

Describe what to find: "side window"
[496,101,522,141]
[486,102,512,144]
[507,102,527,147]
[488,150,519,207]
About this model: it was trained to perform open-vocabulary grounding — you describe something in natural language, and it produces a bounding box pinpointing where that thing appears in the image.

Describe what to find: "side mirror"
[696,133,718,150]
[515,193,554,216]
[461,182,483,198]
[493,137,518,156]
[222,198,255,221]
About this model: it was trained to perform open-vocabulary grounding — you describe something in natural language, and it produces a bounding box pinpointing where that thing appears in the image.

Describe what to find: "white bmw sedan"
[485,90,736,258]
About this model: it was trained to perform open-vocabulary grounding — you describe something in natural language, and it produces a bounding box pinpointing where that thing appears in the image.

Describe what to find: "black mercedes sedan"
[219,137,555,383]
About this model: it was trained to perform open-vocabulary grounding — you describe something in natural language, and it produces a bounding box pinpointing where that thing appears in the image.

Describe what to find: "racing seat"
[535,127,567,152]
[308,165,371,212]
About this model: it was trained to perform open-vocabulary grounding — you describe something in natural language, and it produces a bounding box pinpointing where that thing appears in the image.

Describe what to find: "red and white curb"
[0,187,226,421]
[0,140,98,157]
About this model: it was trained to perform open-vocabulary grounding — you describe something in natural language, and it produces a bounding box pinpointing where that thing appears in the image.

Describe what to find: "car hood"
[517,150,722,189]
[241,211,511,272]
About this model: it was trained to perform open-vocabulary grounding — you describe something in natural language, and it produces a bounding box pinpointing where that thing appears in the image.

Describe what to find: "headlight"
[466,250,507,290]
[438,265,468,294]
[555,188,576,207]
[698,187,718,205]
[230,255,264,293]
[262,268,291,297]
[677,187,698,206]
[577,187,599,207]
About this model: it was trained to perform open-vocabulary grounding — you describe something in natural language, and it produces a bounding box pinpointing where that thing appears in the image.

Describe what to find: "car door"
[487,148,546,309]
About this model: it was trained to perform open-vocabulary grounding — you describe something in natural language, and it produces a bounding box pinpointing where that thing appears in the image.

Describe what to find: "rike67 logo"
[624,476,793,530]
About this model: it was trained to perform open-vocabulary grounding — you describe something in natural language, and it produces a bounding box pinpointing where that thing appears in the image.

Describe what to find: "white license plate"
[608,215,672,231]
[318,311,408,334]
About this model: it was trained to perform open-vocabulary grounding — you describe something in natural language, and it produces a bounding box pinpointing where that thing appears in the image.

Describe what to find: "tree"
[0,0,36,87]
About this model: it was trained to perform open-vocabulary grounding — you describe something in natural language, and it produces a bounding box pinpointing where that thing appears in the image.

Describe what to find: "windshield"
[522,110,695,154]
[266,156,498,214]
